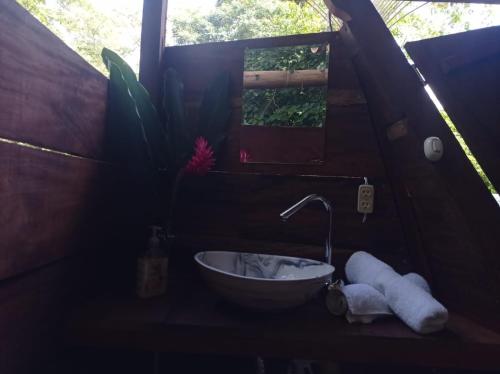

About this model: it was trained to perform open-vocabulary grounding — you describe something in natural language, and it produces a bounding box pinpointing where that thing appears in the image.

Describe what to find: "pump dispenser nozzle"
[148,225,163,257]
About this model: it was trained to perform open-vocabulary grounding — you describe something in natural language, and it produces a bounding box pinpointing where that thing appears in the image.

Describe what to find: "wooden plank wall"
[164,33,408,264]
[330,0,500,327]
[406,26,500,192]
[0,1,111,373]
[0,0,107,159]
[239,126,326,164]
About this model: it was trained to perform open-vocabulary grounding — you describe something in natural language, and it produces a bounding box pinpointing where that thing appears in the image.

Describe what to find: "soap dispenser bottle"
[136,226,168,298]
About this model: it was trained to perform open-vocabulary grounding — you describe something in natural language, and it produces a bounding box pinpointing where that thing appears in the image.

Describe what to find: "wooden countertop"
[66,281,500,370]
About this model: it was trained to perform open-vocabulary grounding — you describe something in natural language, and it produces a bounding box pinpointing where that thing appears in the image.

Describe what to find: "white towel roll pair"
[343,251,448,334]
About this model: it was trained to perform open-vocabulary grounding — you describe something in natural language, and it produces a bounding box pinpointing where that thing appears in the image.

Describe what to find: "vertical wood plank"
[139,0,168,103]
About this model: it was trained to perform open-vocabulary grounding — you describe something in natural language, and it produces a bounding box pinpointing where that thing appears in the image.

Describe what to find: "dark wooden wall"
[164,18,500,331]
[330,0,500,328]
[406,26,500,194]
[163,33,408,267]
[0,1,110,372]
[404,25,500,326]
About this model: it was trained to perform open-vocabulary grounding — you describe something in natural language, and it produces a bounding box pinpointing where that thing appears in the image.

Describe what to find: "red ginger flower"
[184,137,215,176]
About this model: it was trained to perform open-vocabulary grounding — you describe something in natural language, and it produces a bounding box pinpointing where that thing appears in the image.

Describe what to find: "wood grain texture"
[67,283,500,370]
[164,32,386,177]
[240,125,325,164]
[0,0,107,158]
[0,3,114,373]
[332,0,500,322]
[406,26,500,192]
[173,172,405,255]
[0,255,98,374]
[0,141,109,281]
[162,32,407,267]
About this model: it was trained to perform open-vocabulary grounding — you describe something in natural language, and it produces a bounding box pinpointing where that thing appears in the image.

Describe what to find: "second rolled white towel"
[342,283,391,324]
[342,273,433,324]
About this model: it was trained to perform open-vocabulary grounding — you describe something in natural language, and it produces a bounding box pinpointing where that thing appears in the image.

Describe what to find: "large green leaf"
[102,48,169,172]
[102,48,137,87]
[105,62,158,217]
[198,72,232,152]
[105,62,147,166]
[163,68,191,169]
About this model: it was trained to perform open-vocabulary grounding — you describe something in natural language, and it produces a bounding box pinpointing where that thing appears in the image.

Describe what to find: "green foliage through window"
[16,0,141,73]
[243,87,327,127]
[243,44,329,127]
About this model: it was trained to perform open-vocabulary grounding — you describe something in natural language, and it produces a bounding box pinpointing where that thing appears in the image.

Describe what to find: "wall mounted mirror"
[240,43,329,165]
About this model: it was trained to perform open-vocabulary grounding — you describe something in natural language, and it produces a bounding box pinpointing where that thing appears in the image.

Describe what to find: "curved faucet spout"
[280,194,333,266]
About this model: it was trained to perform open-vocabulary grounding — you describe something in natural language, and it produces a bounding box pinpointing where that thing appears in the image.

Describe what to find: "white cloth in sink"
[344,251,448,334]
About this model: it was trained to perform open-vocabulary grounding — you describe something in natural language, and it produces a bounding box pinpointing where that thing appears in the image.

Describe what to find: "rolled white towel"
[342,273,431,324]
[345,251,448,334]
[342,284,391,324]
[403,272,431,294]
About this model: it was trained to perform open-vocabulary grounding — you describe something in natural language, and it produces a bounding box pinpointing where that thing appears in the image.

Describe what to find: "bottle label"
[136,257,168,298]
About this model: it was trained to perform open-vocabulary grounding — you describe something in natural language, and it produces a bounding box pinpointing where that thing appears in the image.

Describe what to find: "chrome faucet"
[280,194,334,266]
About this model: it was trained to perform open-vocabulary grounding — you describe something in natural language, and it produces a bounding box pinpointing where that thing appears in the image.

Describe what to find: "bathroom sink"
[194,251,335,310]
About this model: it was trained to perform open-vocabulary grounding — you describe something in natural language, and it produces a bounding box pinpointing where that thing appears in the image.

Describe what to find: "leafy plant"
[197,72,232,152]
[102,48,232,229]
[102,48,168,171]
[102,48,170,224]
[162,68,232,236]
[162,68,232,175]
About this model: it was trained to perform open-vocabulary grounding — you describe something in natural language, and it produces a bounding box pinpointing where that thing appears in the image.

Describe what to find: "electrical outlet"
[357,184,374,214]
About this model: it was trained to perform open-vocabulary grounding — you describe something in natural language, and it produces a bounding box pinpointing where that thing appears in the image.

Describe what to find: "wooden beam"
[243,69,328,89]
[139,0,168,104]
[330,0,500,326]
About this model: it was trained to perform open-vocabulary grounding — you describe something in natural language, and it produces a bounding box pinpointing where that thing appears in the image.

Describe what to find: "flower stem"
[164,168,185,246]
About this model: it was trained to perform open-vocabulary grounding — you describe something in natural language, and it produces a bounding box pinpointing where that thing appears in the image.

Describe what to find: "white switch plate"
[357,184,374,214]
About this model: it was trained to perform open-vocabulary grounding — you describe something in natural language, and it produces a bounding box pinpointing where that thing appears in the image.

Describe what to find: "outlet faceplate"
[357,184,374,214]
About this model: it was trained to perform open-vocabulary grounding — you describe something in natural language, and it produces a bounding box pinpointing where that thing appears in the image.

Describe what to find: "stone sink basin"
[194,251,335,310]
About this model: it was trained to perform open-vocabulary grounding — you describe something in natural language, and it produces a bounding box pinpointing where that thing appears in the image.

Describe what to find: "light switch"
[424,136,443,162]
